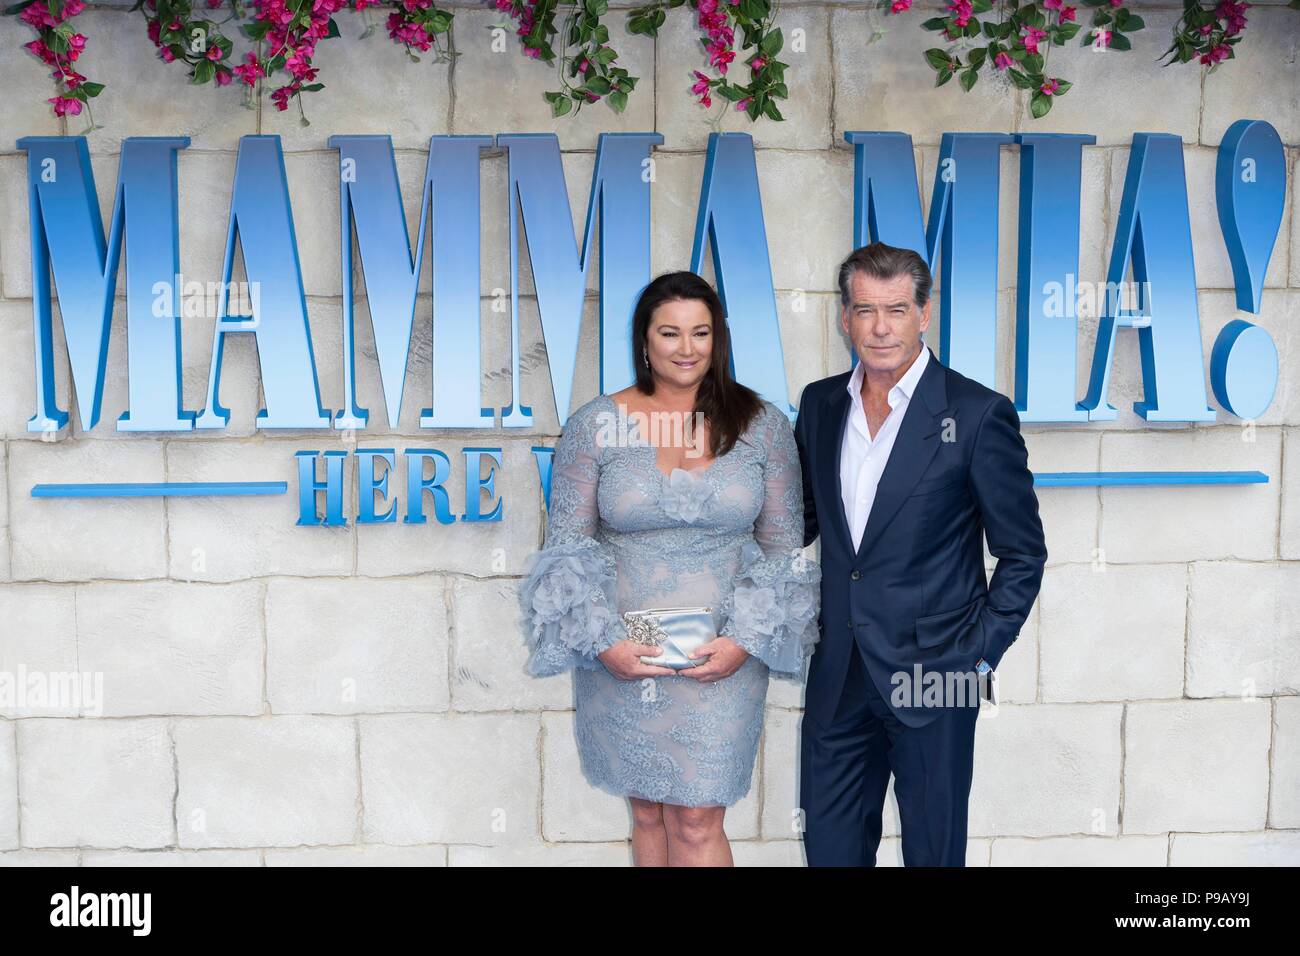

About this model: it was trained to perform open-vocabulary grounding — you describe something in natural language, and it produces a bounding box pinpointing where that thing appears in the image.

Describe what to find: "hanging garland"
[5,0,1297,128]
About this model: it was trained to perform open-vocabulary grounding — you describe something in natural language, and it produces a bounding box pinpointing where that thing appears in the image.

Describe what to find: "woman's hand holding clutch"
[679,637,749,684]
[598,640,680,680]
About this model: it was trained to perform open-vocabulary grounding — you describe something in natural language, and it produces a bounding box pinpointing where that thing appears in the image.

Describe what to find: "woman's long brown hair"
[630,271,765,459]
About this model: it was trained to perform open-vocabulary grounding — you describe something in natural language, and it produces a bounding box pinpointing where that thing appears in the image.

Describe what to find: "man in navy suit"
[795,243,1047,867]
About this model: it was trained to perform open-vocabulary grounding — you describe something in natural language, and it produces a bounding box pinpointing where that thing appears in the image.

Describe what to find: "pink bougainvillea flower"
[50,95,83,117]
[206,45,225,62]
[1021,26,1048,53]
[890,0,912,12]
[994,51,1013,70]
[751,56,766,70]
[1040,77,1060,95]
[946,0,973,27]
[1060,6,1076,22]
[735,97,752,112]
[214,68,233,86]
[1092,28,1112,48]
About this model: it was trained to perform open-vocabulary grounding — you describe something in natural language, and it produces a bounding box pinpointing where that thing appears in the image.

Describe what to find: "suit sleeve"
[793,392,819,549]
[967,394,1047,670]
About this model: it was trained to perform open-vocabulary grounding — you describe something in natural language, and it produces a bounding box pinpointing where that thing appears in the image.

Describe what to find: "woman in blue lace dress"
[517,271,821,866]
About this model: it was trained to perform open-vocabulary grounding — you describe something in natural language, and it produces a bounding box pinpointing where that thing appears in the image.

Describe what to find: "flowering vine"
[7,0,103,120]
[493,0,639,116]
[5,0,1298,126]
[630,0,788,122]
[1161,0,1258,71]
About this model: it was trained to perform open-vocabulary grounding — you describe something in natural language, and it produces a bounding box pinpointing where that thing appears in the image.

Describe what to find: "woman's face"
[645,297,713,390]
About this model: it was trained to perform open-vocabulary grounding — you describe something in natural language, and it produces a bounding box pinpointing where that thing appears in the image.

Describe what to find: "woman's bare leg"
[662,804,732,866]
[629,797,669,866]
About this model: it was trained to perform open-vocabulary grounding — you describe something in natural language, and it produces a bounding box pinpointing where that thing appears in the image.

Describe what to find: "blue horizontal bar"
[1033,471,1268,488]
[31,482,288,498]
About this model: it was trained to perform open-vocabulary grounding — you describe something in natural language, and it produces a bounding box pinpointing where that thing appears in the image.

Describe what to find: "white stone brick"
[450,842,630,866]
[0,849,79,866]
[1284,429,1300,560]
[756,149,854,294]
[261,18,452,151]
[0,153,33,300]
[360,713,539,845]
[75,11,257,154]
[8,440,167,581]
[1201,6,1300,147]
[0,721,15,849]
[0,15,62,145]
[175,715,357,848]
[1270,696,1300,828]
[1023,10,1201,143]
[969,703,1123,838]
[0,300,71,441]
[82,849,261,866]
[353,440,542,578]
[650,151,706,278]
[1098,428,1281,563]
[731,840,806,867]
[76,580,264,717]
[1187,562,1300,698]
[265,845,447,866]
[655,5,832,151]
[1124,699,1271,834]
[18,718,173,848]
[0,584,77,719]
[1039,564,1186,702]
[165,439,354,582]
[451,576,571,712]
[990,835,1167,866]
[1023,430,1100,567]
[1170,830,1300,866]
[830,7,1018,146]
[266,576,449,714]
[451,8,656,151]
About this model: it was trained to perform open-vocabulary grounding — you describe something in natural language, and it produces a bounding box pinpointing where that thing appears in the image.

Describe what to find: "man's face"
[840,270,931,377]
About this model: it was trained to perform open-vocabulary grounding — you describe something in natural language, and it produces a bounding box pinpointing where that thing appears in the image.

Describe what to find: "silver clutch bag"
[621,605,715,670]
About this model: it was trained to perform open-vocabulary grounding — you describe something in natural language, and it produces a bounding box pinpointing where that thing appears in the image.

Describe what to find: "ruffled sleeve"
[718,402,821,678]
[518,401,627,677]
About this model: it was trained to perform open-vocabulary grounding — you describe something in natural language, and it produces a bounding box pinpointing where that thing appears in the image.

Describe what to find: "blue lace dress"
[517,394,821,807]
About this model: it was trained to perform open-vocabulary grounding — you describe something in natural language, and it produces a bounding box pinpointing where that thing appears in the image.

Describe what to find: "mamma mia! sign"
[14,124,1288,524]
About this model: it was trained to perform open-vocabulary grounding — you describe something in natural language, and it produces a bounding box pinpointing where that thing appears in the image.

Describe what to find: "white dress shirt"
[839,345,930,551]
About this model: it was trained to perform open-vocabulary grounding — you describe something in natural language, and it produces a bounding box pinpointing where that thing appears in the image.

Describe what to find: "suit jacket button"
[850,570,861,580]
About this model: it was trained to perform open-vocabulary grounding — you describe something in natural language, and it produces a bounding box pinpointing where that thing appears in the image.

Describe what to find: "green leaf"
[586,0,607,15]
[78,81,105,97]
[936,66,954,87]
[301,83,324,92]
[584,74,612,95]
[760,28,783,56]
[921,16,949,31]
[1030,91,1053,118]
[960,67,978,91]
[967,47,987,69]
[325,17,340,39]
[1109,31,1131,51]
[1007,68,1034,89]
[608,89,628,113]
[551,94,573,117]
[924,47,951,70]
[763,99,782,121]
[193,59,215,84]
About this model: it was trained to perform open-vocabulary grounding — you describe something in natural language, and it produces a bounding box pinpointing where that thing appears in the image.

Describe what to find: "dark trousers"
[800,642,980,866]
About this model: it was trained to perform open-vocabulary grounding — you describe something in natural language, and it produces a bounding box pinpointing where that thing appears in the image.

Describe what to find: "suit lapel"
[855,351,949,562]
[817,382,856,559]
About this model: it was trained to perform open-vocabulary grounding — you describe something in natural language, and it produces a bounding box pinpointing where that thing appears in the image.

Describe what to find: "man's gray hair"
[836,242,933,310]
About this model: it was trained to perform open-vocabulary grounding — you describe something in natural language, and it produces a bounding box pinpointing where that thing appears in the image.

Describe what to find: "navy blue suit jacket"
[795,348,1047,729]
